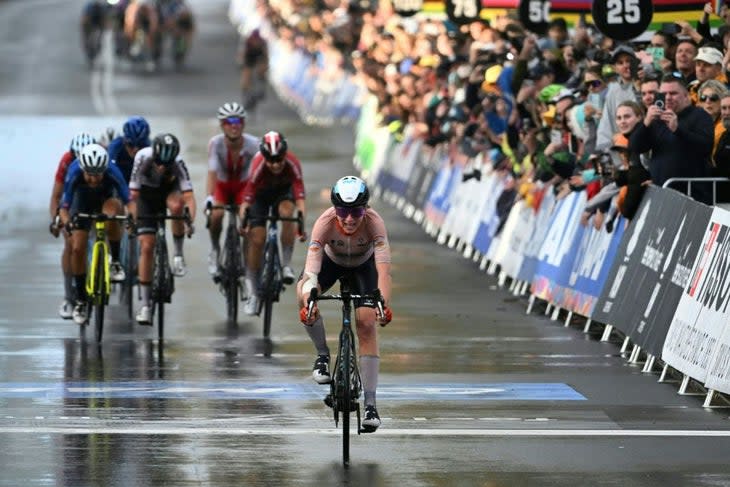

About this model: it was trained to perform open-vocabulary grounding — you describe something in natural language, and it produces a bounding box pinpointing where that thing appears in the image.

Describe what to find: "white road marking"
[2,426,730,437]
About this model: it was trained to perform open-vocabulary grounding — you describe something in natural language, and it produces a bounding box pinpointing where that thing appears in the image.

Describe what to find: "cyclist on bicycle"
[238,27,268,105]
[239,131,306,316]
[296,176,392,432]
[59,143,133,325]
[129,133,197,325]
[124,0,159,66]
[108,116,151,184]
[158,0,194,61]
[205,102,259,275]
[49,132,97,319]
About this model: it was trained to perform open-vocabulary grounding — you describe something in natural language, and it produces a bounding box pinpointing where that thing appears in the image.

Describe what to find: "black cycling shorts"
[247,187,294,228]
[315,254,379,309]
[136,184,180,235]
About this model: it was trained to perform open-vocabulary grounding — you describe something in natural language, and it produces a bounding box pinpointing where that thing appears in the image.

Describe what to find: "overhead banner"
[664,207,730,385]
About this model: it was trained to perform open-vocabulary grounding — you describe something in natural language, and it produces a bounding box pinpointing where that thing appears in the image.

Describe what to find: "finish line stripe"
[1,427,730,437]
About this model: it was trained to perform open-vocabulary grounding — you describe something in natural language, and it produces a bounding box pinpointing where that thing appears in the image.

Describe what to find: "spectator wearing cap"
[630,72,714,204]
[596,44,640,151]
[688,46,726,104]
[697,79,729,156]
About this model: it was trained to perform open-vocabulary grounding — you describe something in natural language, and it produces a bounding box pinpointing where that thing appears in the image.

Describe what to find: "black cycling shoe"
[360,405,381,433]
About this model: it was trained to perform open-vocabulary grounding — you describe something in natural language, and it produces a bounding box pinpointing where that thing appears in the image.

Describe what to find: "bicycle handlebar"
[306,287,385,323]
[241,210,304,236]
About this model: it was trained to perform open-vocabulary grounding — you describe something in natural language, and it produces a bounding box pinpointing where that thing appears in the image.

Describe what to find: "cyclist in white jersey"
[129,133,197,325]
[205,102,260,275]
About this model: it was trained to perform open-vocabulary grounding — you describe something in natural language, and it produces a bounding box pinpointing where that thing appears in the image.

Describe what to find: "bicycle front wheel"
[338,330,353,466]
[94,256,106,343]
[262,297,273,341]
[226,276,238,324]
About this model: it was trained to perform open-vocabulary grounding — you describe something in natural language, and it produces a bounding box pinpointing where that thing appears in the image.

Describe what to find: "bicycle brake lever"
[306,288,318,321]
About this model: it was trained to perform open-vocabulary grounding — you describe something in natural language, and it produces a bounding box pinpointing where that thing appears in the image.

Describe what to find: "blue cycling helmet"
[122,116,150,147]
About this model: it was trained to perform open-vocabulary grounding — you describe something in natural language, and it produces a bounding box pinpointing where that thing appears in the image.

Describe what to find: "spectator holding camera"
[630,72,714,204]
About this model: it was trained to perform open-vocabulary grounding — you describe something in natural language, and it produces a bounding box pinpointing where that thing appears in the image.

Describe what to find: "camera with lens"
[593,151,615,183]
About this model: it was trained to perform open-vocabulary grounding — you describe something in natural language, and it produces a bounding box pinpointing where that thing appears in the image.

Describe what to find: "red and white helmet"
[259,131,288,161]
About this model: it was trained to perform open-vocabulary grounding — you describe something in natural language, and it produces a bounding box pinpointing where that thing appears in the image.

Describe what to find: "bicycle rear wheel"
[157,300,164,342]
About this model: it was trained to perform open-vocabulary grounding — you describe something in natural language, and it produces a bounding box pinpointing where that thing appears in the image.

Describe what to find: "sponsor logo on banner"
[516,188,556,283]
[663,207,730,384]
[531,191,587,304]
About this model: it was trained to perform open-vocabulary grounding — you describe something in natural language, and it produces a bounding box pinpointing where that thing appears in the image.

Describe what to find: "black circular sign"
[518,0,551,36]
[592,0,653,42]
[445,0,481,25]
[392,0,423,17]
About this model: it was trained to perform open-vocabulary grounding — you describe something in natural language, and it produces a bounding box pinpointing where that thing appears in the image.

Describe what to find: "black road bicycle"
[138,209,191,343]
[206,203,245,325]
[306,282,385,467]
[247,208,303,343]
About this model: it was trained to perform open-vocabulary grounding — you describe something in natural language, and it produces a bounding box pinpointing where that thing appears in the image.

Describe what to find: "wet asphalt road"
[4,1,730,486]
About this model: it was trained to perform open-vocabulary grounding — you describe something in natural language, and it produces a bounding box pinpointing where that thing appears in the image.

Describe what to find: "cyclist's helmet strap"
[79,143,109,175]
[217,102,247,120]
[331,176,369,208]
[152,133,180,165]
[259,131,287,160]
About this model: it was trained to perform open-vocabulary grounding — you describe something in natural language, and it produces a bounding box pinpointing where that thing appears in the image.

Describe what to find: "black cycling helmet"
[152,133,180,165]
[331,176,369,208]
[259,131,288,161]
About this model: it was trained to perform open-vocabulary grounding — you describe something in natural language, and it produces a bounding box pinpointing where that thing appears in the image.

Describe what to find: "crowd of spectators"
[252,0,730,224]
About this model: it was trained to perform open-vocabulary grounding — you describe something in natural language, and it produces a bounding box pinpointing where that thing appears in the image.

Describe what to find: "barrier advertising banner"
[423,153,460,227]
[561,213,626,317]
[516,188,556,283]
[591,188,704,338]
[530,191,587,304]
[491,199,535,279]
[664,207,730,385]
[630,197,712,357]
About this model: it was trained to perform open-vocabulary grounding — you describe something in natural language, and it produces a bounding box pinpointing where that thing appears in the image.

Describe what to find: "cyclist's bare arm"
[49,181,63,220]
[182,191,196,225]
[376,261,392,307]
[206,170,217,200]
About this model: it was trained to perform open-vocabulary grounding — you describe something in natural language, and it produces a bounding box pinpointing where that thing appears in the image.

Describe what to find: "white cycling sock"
[305,315,329,356]
[140,284,151,306]
[360,355,379,407]
[282,245,293,267]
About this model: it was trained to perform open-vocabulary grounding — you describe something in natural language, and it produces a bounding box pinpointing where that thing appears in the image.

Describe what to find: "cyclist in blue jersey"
[59,144,135,325]
[107,115,151,183]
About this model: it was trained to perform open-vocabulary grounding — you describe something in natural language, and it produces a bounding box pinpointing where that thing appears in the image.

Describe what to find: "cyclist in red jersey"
[49,132,96,319]
[238,131,306,315]
[205,102,260,275]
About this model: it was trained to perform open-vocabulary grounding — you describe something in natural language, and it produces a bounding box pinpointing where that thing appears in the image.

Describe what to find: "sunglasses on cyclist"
[335,206,366,219]
[584,80,603,89]
[223,116,243,126]
[700,93,721,102]
[265,155,286,164]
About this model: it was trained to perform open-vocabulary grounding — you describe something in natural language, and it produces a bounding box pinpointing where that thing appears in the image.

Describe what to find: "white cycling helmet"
[69,132,97,157]
[217,102,247,120]
[79,143,109,175]
[331,176,369,208]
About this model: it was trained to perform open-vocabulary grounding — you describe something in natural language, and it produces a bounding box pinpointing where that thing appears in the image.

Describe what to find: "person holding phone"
[630,72,714,204]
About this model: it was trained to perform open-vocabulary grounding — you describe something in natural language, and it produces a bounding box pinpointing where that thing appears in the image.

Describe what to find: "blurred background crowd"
[231,0,730,233]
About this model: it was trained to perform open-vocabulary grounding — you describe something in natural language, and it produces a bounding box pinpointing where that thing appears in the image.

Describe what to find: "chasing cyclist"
[296,176,393,432]
[49,132,97,319]
[205,102,259,275]
[107,115,151,184]
[59,143,133,325]
[129,133,196,325]
[239,131,306,316]
[238,27,268,109]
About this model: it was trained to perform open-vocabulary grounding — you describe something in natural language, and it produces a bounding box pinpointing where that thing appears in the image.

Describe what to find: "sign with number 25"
[592,0,652,41]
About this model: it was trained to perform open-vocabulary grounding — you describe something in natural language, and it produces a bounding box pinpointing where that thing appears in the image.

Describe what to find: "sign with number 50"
[592,0,652,41]
[519,0,551,35]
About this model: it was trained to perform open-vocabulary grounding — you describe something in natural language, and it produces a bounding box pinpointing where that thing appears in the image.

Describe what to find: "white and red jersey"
[242,150,306,203]
[304,207,391,271]
[207,133,260,183]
